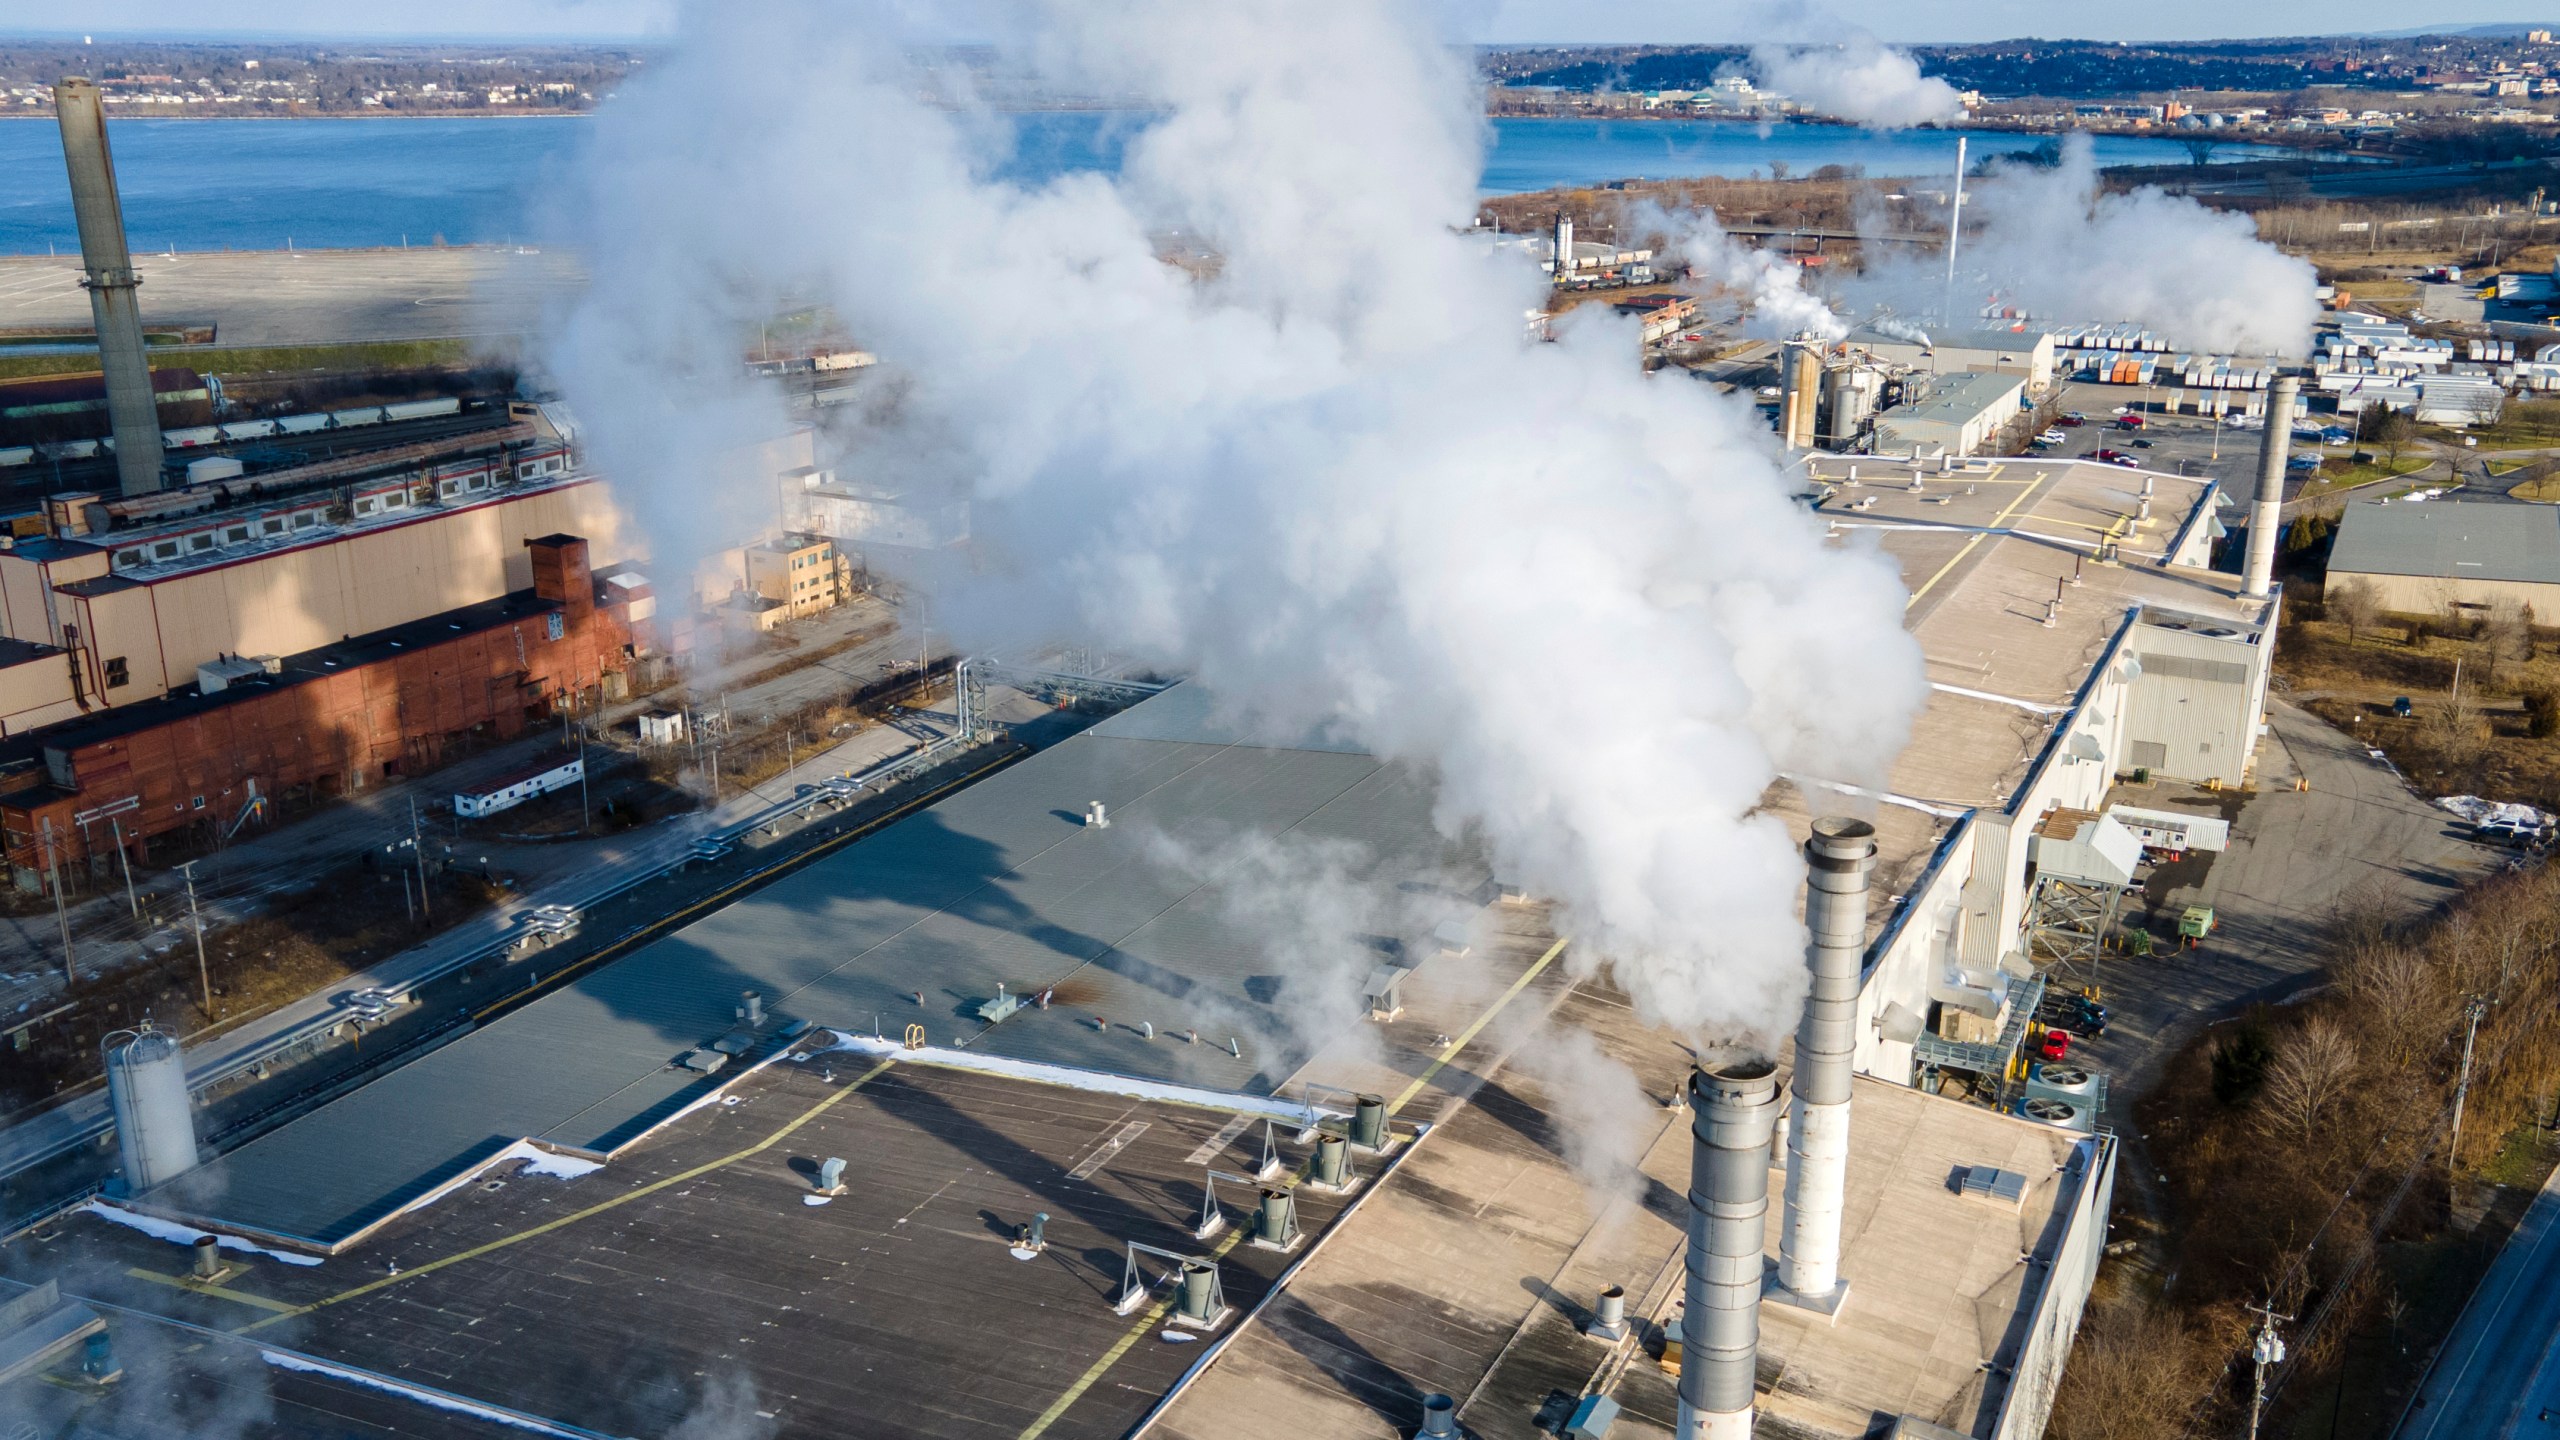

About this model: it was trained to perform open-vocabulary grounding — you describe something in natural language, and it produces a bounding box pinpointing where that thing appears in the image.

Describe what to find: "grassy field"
[0,336,477,384]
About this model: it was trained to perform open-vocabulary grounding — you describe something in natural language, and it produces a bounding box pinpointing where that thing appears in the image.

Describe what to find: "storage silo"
[104,1027,199,1192]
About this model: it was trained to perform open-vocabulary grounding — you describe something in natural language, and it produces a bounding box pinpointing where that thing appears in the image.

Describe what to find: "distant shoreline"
[0,111,593,122]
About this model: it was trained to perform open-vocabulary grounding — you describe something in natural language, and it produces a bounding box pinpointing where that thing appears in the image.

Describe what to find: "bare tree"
[2330,577,2383,645]
[2048,1300,2209,1440]
[2476,603,2531,688]
[2256,1016,2362,1150]
[2337,940,2461,1063]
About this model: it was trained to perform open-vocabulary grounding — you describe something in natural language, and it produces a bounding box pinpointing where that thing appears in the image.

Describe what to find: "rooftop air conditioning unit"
[2027,1063,2100,1102]
[2014,1096,2093,1133]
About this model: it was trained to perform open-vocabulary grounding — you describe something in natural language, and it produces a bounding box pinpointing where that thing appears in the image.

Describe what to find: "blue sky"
[1,0,2550,45]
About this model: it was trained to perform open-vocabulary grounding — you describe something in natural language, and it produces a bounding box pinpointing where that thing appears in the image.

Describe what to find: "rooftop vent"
[1958,1165,2027,1207]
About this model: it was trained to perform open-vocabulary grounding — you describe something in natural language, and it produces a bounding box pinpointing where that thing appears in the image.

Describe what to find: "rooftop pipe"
[53,78,163,497]
[1778,817,1875,1312]
[2242,375,2300,599]
[1679,1059,1780,1440]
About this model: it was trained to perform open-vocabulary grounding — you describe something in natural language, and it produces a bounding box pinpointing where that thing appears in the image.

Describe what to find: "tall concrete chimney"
[54,78,163,497]
[1778,817,1875,1312]
[1553,211,1575,282]
[1679,1059,1779,1440]
[2241,374,2299,599]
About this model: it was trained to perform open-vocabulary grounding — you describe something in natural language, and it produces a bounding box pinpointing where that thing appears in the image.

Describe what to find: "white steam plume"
[1673,211,1844,341]
[550,2,1927,1046]
[1749,35,1963,129]
[1848,134,2319,355]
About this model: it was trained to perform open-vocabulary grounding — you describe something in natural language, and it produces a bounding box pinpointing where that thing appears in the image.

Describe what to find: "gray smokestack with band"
[1779,817,1874,1309]
[1679,1059,1779,1440]
[54,77,163,497]
[2241,375,2298,599]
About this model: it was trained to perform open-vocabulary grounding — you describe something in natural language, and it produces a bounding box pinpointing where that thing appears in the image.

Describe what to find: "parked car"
[2288,453,2323,471]
[2038,1029,2074,1061]
[2391,696,2415,718]
[2117,414,2146,429]
[2105,454,2143,469]
[2059,413,2086,426]
[2473,819,2552,851]
[2092,448,2128,462]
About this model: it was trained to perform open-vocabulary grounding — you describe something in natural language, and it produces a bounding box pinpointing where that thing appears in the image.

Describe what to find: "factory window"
[190,795,205,811]
[261,516,287,535]
[187,533,214,553]
[103,657,127,689]
[294,510,321,529]
[223,525,251,546]
[114,549,144,569]
[545,613,565,641]
[353,497,380,517]
[150,541,180,561]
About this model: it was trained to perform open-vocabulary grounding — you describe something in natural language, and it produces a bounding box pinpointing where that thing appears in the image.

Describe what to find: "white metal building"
[1870,370,2028,457]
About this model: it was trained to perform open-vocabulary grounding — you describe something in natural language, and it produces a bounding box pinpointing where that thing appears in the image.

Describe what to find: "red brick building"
[0,535,636,882]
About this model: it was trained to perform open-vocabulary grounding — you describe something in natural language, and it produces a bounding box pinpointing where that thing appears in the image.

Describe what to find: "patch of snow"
[1010,1245,1041,1260]
[83,1201,323,1267]
[261,1350,591,1437]
[803,1195,833,1207]
[817,1031,1319,1122]
[499,1142,603,1180]
[2438,795,2554,829]
[1160,1329,1200,1343]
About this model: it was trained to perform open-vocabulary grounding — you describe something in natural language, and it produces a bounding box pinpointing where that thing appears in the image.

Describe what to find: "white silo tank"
[105,1027,199,1192]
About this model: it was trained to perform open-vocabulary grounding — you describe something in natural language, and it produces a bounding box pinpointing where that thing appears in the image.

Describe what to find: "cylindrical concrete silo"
[105,1027,199,1192]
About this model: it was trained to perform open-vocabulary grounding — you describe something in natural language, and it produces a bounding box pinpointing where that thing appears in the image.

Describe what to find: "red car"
[2057,415,2085,427]
[2039,1029,2074,1061]
[2116,415,2145,430]
[2092,448,2128,462]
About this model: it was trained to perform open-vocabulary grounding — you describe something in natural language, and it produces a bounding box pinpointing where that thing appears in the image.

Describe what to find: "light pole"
[41,819,72,985]
[181,858,210,1018]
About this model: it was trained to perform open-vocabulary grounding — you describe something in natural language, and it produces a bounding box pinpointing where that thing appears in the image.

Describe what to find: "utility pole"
[2244,1302,2292,1440]
[2449,996,2491,1177]
[181,858,210,1018]
[41,818,71,985]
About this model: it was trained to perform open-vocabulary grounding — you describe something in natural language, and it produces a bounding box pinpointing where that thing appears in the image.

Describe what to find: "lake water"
[0,114,2264,256]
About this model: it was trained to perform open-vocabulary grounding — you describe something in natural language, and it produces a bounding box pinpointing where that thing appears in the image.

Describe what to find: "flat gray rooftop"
[150,683,1483,1249]
[12,1061,1376,1440]
[2329,497,2560,585]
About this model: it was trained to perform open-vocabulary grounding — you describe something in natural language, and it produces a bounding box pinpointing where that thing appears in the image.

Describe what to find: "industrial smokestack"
[2241,375,2299,599]
[1779,343,1822,451]
[1679,1059,1779,1440]
[54,78,163,497]
[1553,211,1574,282]
[1778,817,1874,1311]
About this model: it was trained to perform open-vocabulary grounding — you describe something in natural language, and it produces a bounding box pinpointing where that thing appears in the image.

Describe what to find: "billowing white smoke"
[1678,214,1844,341]
[1849,134,2319,355]
[1750,35,1963,129]
[552,1,1927,1044]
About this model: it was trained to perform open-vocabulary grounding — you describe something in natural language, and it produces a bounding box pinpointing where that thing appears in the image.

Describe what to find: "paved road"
[2398,1163,2560,1439]
[2077,700,2489,1101]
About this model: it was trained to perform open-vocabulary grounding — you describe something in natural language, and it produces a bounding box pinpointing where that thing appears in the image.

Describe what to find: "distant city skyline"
[1,0,2552,46]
